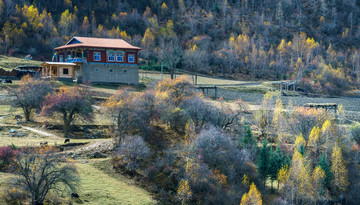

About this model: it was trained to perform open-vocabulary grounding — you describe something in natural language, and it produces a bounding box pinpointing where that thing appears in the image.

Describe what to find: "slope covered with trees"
[0,0,359,93]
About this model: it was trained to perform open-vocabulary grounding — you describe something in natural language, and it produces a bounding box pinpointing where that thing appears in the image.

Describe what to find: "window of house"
[67,55,72,59]
[108,53,115,61]
[63,68,69,75]
[59,56,63,62]
[128,54,135,63]
[116,54,123,62]
[93,52,101,61]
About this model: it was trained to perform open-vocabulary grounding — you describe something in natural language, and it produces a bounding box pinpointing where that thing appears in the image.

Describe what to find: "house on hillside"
[41,37,141,84]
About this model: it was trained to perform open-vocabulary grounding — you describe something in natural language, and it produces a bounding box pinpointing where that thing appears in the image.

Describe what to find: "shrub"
[5,186,27,205]
[113,135,151,173]
[193,126,250,181]
[0,146,17,171]
[350,124,360,144]
[181,96,214,129]
[160,107,187,132]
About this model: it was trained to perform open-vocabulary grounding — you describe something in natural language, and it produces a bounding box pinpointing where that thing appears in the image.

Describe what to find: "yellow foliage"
[177,179,192,203]
[277,166,289,185]
[294,133,306,148]
[273,97,285,140]
[161,2,168,10]
[142,28,155,49]
[240,183,262,205]
[308,126,321,146]
[242,174,250,188]
[331,145,349,193]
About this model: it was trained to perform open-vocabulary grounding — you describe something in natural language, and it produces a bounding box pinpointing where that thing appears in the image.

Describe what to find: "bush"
[0,146,17,171]
[350,124,360,144]
[193,126,250,181]
[5,186,27,205]
[113,135,151,173]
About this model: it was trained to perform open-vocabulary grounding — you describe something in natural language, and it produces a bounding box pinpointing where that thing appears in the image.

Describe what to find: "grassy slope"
[0,55,42,71]
[75,160,155,205]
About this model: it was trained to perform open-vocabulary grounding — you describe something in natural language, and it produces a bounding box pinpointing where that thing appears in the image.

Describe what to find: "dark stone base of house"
[81,63,139,84]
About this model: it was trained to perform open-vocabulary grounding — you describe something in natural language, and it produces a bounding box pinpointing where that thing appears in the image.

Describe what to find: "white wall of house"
[58,66,73,78]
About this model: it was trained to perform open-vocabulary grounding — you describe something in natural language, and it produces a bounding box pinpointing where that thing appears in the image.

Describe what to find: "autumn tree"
[331,145,349,196]
[12,146,79,205]
[272,97,286,142]
[255,92,275,138]
[8,75,53,121]
[240,182,262,205]
[277,150,314,204]
[102,88,157,142]
[177,179,192,204]
[41,86,93,136]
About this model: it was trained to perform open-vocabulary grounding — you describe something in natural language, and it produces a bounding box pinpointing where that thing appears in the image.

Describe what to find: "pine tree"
[319,152,332,189]
[257,140,270,186]
[331,145,349,195]
[240,183,262,205]
[241,123,256,147]
[269,144,288,190]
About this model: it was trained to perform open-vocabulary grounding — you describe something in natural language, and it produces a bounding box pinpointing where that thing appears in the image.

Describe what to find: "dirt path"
[21,126,62,139]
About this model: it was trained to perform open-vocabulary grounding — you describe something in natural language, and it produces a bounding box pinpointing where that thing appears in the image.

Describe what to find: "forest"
[0,0,359,94]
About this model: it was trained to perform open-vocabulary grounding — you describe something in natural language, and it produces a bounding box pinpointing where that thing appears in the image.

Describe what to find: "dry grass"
[73,159,155,205]
[139,70,255,85]
[0,55,42,71]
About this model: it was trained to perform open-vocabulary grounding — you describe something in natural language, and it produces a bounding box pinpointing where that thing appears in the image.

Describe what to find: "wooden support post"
[286,84,289,95]
[280,84,282,96]
[293,84,295,96]
[161,64,163,80]
[215,86,218,99]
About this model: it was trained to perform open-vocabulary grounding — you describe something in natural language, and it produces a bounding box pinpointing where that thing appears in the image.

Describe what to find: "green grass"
[0,55,42,71]
[75,159,155,205]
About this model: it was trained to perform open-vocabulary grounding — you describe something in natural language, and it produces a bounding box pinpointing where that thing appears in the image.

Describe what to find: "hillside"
[0,0,359,94]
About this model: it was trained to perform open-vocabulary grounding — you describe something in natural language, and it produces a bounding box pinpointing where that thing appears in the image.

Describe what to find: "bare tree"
[7,75,53,121]
[12,147,79,205]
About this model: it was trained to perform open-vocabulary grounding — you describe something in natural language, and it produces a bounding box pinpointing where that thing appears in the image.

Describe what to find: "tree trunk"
[23,107,32,121]
[170,68,174,79]
[63,114,72,137]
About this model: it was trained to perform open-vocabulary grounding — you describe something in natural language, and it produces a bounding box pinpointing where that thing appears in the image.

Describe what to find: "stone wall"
[81,63,139,84]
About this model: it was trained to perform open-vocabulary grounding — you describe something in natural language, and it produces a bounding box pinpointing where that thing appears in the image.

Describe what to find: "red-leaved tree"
[41,86,93,136]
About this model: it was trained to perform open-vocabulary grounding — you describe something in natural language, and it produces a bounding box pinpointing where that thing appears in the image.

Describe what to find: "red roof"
[55,37,141,50]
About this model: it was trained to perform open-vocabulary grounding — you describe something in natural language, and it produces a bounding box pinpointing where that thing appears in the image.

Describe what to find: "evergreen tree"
[319,152,332,189]
[269,144,285,190]
[241,123,256,147]
[298,144,306,156]
[257,140,270,186]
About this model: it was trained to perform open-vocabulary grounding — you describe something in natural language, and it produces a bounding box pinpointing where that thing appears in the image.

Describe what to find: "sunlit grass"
[0,55,42,71]
[74,159,155,205]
